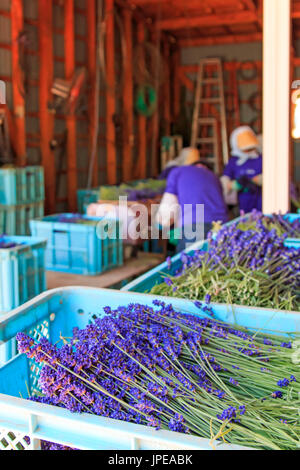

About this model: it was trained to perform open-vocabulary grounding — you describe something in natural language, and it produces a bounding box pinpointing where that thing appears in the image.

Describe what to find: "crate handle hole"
[77,309,84,315]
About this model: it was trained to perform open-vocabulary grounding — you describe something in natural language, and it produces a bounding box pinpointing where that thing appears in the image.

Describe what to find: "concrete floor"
[46,252,164,290]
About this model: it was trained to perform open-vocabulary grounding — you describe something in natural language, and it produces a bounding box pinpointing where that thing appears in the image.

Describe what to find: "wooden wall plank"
[106,0,117,185]
[38,0,55,213]
[172,46,180,125]
[86,0,98,187]
[122,8,134,182]
[64,0,77,212]
[149,29,160,177]
[163,39,171,136]
[137,21,147,179]
[11,0,26,166]
[178,33,262,48]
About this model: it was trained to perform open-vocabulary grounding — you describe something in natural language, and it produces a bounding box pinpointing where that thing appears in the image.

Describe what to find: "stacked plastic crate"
[0,167,45,236]
[0,167,47,312]
[0,167,46,363]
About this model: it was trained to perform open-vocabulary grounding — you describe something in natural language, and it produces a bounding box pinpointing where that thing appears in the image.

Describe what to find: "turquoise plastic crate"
[0,166,44,206]
[222,213,300,248]
[0,201,44,236]
[123,240,209,293]
[1,286,299,450]
[77,188,100,214]
[30,214,123,275]
[0,236,47,313]
[0,207,4,233]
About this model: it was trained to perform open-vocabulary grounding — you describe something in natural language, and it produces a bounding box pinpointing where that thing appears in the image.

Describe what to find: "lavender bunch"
[225,210,300,239]
[17,301,300,450]
[153,222,300,311]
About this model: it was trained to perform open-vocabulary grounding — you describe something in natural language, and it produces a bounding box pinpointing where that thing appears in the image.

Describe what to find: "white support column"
[263,0,291,213]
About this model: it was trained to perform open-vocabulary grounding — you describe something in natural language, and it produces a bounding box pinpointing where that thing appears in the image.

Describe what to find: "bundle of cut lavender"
[226,211,300,239]
[17,301,300,450]
[152,217,300,311]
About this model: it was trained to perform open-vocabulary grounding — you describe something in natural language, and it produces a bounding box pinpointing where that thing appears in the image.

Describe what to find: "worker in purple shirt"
[156,149,228,251]
[222,126,262,214]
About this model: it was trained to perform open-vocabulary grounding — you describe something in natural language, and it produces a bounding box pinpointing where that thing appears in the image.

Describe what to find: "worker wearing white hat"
[221,126,262,213]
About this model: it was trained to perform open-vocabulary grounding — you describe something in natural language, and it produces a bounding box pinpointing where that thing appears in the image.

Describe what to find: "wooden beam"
[131,0,233,11]
[163,38,171,136]
[38,0,55,213]
[137,21,147,179]
[178,69,194,93]
[263,0,291,213]
[106,0,117,185]
[180,61,262,74]
[172,47,180,122]
[64,0,77,212]
[150,29,160,177]
[86,0,98,187]
[122,8,134,182]
[156,11,258,31]
[178,33,262,48]
[242,0,256,11]
[11,0,26,166]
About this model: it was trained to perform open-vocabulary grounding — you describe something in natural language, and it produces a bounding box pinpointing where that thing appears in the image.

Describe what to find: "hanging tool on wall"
[49,67,87,115]
[191,58,229,173]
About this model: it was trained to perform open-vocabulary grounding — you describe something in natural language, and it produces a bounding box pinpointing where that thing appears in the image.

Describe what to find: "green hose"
[135,84,157,117]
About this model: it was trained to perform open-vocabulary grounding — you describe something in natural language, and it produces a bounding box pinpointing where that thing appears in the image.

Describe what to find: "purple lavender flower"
[164,277,173,287]
[272,391,283,399]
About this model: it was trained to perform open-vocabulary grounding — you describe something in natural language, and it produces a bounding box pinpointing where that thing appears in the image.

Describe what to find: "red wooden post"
[106,0,117,185]
[11,0,26,166]
[38,0,55,213]
[137,21,147,179]
[178,33,262,48]
[87,0,98,187]
[122,8,134,182]
[163,38,171,136]
[64,0,77,212]
[149,29,160,177]
[172,46,180,123]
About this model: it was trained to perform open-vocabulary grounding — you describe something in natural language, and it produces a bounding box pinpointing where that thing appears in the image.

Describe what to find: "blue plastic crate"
[0,286,299,450]
[77,188,100,214]
[0,236,47,313]
[30,214,123,275]
[123,240,209,293]
[1,201,44,236]
[0,166,44,206]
